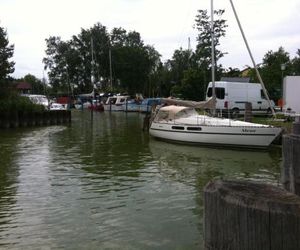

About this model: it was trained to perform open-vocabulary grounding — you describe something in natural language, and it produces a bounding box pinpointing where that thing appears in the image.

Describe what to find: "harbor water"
[0,111,282,249]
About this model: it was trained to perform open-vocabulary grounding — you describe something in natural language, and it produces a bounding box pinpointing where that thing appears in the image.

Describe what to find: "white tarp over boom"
[161,97,216,109]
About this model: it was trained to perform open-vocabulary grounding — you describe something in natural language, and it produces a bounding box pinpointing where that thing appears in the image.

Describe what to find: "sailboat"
[149,0,282,149]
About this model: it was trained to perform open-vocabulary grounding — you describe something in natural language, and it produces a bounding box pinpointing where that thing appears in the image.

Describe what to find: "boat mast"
[91,37,95,96]
[109,47,113,91]
[211,0,216,116]
[229,0,276,117]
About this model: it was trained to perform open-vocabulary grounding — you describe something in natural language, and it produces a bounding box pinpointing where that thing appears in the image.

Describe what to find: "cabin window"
[171,126,184,130]
[187,127,202,131]
[207,87,225,99]
[155,111,169,121]
[109,98,117,104]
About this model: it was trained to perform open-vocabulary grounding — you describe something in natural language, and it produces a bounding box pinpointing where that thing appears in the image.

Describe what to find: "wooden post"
[204,179,300,250]
[9,111,19,128]
[282,118,300,195]
[244,102,252,122]
[0,112,10,128]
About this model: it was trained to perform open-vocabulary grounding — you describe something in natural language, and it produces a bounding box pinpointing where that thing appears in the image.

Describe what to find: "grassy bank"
[250,115,293,134]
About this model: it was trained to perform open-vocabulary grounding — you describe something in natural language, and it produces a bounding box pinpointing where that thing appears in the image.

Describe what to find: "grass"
[246,115,293,134]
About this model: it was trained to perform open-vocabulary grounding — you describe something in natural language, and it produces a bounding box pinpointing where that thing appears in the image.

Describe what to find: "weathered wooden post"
[0,112,10,128]
[282,117,300,195]
[50,111,57,125]
[27,111,34,126]
[244,102,252,122]
[204,179,300,250]
[57,110,63,124]
[67,110,71,123]
[35,112,42,126]
[9,111,19,128]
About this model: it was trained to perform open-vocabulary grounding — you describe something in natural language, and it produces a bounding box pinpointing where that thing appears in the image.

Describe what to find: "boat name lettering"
[242,128,256,133]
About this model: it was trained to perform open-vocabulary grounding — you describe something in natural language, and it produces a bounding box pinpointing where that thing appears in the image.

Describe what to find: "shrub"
[0,87,45,113]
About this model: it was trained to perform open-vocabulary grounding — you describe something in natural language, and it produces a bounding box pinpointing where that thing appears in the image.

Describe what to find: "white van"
[205,81,274,117]
[283,76,300,114]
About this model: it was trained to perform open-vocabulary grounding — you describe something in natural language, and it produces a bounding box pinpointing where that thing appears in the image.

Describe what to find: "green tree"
[110,28,160,95]
[43,23,160,96]
[166,48,193,87]
[23,74,45,94]
[174,68,204,100]
[0,26,15,83]
[223,67,241,77]
[169,9,227,100]
[43,23,111,94]
[291,49,300,75]
[194,9,227,72]
[259,47,291,101]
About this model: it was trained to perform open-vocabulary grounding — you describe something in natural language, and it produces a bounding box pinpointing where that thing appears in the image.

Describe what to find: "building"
[15,82,32,94]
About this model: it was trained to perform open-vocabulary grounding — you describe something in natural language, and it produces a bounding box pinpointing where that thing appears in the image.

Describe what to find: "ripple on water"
[0,112,282,249]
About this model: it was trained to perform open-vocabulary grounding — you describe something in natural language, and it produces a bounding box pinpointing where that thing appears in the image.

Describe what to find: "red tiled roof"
[16,82,32,90]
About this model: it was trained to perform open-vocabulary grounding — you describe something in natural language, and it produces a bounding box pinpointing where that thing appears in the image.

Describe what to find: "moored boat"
[140,98,162,113]
[103,95,130,111]
[149,104,282,149]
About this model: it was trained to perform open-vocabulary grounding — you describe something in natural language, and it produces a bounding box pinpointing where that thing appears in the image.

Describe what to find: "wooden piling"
[0,110,71,129]
[244,102,252,122]
[204,179,300,250]
[282,119,300,195]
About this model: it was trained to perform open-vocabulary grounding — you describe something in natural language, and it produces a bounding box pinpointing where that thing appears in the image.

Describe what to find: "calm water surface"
[0,111,282,249]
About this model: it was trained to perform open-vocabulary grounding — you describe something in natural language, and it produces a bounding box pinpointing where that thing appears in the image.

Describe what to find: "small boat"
[123,97,162,113]
[140,98,162,113]
[49,103,66,110]
[88,100,104,112]
[103,95,130,111]
[74,101,91,110]
[123,99,142,112]
[149,103,282,149]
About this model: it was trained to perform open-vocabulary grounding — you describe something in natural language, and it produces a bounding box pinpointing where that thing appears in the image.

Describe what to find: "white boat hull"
[103,104,124,111]
[149,122,281,148]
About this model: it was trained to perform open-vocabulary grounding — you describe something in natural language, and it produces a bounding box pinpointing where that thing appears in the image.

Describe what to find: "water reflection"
[0,130,21,240]
[149,139,281,187]
[148,139,282,246]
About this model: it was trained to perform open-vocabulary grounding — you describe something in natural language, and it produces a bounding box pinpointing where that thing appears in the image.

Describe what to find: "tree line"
[1,9,300,102]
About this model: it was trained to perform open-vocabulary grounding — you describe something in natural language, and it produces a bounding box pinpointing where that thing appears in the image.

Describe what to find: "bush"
[0,87,45,113]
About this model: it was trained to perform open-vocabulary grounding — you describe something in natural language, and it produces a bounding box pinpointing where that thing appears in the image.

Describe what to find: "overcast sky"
[1,0,300,79]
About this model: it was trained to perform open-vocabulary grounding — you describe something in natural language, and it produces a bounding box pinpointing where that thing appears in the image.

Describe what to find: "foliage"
[0,91,45,113]
[0,26,15,82]
[223,67,241,78]
[258,47,291,101]
[291,49,300,75]
[43,23,160,96]
[172,69,204,101]
[167,9,227,100]
[14,74,46,95]
[194,9,227,67]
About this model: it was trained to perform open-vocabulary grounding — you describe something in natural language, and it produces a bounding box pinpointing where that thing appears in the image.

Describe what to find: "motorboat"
[123,97,162,113]
[140,98,162,113]
[88,100,104,112]
[49,103,66,110]
[104,95,130,111]
[123,99,142,112]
